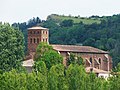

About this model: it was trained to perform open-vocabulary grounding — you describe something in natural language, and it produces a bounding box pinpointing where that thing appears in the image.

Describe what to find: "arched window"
[34,31,36,34]
[43,39,44,42]
[30,38,32,43]
[46,31,47,34]
[99,58,101,64]
[37,38,39,43]
[34,38,36,43]
[43,31,44,34]
[37,31,39,34]
[90,57,92,64]
[46,38,47,42]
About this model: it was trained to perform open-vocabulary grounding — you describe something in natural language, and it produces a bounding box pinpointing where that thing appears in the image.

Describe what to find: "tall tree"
[0,23,25,72]
[34,42,63,69]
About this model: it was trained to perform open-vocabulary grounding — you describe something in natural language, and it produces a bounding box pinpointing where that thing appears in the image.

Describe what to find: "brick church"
[24,26,112,73]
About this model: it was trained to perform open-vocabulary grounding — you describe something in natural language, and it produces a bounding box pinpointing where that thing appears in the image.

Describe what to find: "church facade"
[27,26,112,72]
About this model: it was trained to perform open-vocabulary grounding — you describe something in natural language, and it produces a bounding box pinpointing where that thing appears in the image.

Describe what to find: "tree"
[0,23,25,72]
[48,64,67,90]
[34,42,63,69]
[67,53,84,66]
[60,19,73,27]
[66,64,87,90]
[33,61,47,76]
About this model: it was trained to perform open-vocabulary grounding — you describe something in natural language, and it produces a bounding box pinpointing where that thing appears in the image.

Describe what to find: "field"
[48,14,101,24]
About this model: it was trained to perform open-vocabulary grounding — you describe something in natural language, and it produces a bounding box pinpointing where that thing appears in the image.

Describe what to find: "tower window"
[34,38,36,43]
[37,31,39,34]
[30,31,32,34]
[37,38,39,43]
[43,39,44,42]
[46,31,47,34]
[46,38,47,42]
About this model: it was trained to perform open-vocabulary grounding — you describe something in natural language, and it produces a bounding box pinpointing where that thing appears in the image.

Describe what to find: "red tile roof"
[52,44,108,54]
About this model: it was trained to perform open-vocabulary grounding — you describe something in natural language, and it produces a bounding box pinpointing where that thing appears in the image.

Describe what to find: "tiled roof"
[28,26,48,30]
[85,67,109,74]
[52,44,108,54]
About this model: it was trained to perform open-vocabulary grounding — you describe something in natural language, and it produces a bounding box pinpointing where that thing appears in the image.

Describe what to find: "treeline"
[0,63,120,90]
[12,14,120,67]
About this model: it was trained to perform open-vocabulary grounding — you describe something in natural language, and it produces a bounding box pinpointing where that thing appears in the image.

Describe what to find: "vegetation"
[47,14,101,24]
[34,42,63,69]
[0,62,120,90]
[0,23,25,72]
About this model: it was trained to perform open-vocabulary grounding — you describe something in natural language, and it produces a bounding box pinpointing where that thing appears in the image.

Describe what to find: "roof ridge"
[51,44,109,54]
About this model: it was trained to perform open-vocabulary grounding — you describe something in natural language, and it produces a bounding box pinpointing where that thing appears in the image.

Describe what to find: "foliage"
[34,42,53,61]
[67,53,84,66]
[66,64,87,90]
[0,23,25,72]
[60,19,73,27]
[34,42,63,69]
[0,64,120,90]
[47,14,101,24]
[33,61,47,76]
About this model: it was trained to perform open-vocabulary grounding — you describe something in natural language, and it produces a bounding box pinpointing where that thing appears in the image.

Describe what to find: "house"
[24,26,112,74]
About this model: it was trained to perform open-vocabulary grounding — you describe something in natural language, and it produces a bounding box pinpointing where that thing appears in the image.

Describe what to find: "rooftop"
[86,67,109,74]
[22,59,34,67]
[28,26,48,30]
[52,44,108,54]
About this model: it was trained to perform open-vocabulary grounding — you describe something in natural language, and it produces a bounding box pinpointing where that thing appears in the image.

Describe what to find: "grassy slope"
[49,14,101,24]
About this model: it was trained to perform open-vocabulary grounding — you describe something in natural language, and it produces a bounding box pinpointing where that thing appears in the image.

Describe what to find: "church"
[23,26,112,77]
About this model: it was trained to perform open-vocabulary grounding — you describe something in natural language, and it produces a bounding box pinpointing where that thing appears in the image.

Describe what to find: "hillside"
[47,14,101,24]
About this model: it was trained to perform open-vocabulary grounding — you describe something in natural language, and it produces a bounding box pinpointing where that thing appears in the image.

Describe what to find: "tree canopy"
[0,23,25,72]
[34,42,63,69]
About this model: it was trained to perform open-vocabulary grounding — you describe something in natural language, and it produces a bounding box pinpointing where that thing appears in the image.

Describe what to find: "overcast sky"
[0,0,120,24]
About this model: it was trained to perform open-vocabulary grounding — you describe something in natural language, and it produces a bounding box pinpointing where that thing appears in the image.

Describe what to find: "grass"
[49,15,101,24]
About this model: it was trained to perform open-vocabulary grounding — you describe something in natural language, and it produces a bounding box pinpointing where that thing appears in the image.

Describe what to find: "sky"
[0,0,120,24]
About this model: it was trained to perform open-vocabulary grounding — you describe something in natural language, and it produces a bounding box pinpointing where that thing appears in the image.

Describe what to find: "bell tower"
[27,26,49,54]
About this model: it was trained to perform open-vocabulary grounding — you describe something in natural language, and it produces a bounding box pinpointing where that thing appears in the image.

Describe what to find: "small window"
[37,31,39,34]
[43,39,44,42]
[46,38,47,42]
[34,38,36,43]
[99,58,101,64]
[90,57,92,63]
[46,31,47,34]
[30,31,32,34]
[43,31,44,34]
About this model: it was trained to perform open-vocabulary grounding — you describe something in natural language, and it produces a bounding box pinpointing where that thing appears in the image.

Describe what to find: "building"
[52,45,112,71]
[28,26,49,53]
[25,26,112,73]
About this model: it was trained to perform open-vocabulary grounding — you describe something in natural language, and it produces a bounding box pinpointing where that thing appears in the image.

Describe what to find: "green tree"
[34,42,63,69]
[0,23,25,72]
[48,64,67,90]
[66,64,88,90]
[67,53,84,66]
[60,19,73,27]
[33,61,47,76]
